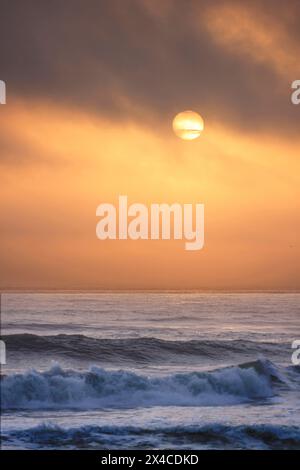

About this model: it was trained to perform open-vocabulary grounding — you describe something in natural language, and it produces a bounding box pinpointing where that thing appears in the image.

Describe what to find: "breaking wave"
[1,359,281,410]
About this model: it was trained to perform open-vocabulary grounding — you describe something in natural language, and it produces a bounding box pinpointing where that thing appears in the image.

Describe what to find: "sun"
[172,110,204,140]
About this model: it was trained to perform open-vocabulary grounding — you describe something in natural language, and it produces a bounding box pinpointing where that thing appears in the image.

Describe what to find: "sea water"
[1,293,299,449]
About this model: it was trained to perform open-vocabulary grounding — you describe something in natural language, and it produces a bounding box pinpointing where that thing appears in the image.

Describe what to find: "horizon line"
[1,288,300,295]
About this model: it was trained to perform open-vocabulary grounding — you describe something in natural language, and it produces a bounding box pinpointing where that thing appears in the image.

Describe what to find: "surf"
[2,422,300,450]
[1,358,282,411]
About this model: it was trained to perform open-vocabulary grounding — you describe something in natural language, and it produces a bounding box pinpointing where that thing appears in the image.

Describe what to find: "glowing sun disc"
[172,110,204,140]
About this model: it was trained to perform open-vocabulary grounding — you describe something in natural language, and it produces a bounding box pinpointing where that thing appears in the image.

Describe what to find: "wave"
[2,333,287,364]
[2,422,300,450]
[1,359,283,410]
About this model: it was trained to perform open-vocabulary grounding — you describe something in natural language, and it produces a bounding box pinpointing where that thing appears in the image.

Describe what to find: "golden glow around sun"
[172,110,204,140]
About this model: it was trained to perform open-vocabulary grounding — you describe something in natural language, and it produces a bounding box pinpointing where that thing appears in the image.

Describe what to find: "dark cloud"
[0,0,300,134]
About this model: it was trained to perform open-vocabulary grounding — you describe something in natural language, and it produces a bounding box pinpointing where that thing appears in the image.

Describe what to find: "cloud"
[0,1,299,289]
[0,0,299,137]
[202,0,300,80]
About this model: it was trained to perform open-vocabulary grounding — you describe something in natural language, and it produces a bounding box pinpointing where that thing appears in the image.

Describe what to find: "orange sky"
[0,0,299,290]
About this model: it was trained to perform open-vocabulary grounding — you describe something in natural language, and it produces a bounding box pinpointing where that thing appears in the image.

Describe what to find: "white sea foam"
[1,359,277,410]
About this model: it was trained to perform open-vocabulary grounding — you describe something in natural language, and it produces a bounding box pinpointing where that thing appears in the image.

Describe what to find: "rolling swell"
[3,422,300,450]
[1,359,279,410]
[2,333,287,364]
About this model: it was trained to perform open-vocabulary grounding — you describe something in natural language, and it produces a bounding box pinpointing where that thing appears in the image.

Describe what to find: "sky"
[0,0,299,290]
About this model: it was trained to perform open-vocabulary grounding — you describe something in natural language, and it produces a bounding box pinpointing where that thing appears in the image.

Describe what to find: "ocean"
[0,292,299,450]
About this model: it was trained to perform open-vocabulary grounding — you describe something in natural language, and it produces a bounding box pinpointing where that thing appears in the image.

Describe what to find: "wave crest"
[2,333,286,364]
[1,359,277,410]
